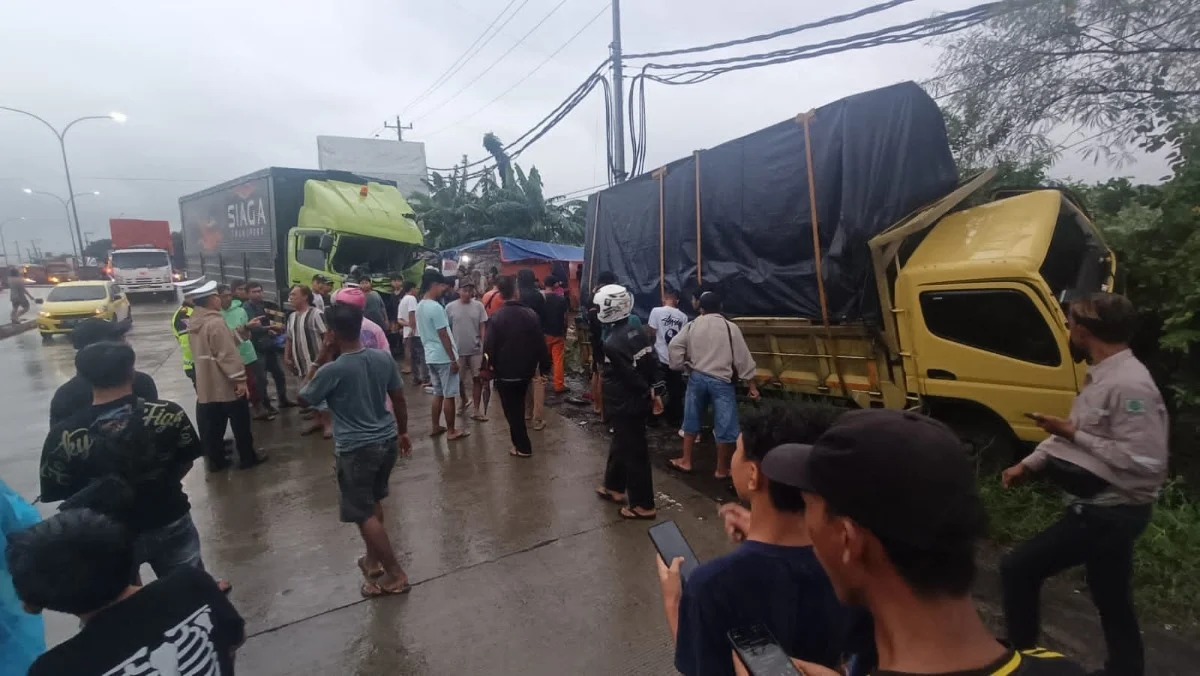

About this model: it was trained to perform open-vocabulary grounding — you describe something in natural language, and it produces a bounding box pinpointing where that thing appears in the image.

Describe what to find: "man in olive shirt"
[1002,293,1166,676]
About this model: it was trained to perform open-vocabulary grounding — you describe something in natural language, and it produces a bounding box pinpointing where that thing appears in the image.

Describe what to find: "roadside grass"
[978,476,1200,628]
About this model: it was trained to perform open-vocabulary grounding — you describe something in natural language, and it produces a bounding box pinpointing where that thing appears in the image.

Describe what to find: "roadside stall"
[441,237,584,307]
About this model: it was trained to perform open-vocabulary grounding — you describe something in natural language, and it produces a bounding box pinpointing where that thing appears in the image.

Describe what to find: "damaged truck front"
[582,81,1115,459]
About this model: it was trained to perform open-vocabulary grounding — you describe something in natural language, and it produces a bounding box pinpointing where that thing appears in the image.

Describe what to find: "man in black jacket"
[594,283,663,520]
[516,269,548,429]
[483,275,551,458]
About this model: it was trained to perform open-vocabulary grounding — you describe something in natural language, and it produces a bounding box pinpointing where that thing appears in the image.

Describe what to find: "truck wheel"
[40,333,53,344]
[926,401,1020,474]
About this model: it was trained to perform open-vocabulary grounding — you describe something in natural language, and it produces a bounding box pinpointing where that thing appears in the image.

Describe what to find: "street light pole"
[0,107,125,262]
[22,189,99,260]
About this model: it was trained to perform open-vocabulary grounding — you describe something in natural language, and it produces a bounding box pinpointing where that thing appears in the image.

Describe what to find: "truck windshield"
[1039,199,1108,300]
[330,236,416,275]
[111,251,170,269]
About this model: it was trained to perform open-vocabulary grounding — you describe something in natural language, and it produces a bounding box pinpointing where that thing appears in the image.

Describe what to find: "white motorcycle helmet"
[593,284,634,324]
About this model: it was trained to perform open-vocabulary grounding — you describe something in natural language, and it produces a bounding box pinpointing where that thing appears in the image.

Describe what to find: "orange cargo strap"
[799,111,849,399]
[586,194,601,291]
[654,166,667,298]
[694,150,703,286]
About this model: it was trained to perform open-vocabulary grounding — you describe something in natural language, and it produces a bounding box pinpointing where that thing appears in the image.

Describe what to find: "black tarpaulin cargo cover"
[582,81,957,321]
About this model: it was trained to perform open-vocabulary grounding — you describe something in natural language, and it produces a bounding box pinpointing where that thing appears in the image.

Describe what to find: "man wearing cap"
[333,287,389,351]
[49,318,158,426]
[667,291,760,479]
[189,280,264,471]
[542,275,570,394]
[446,279,488,420]
[655,403,866,676]
[171,277,206,388]
[762,409,1082,676]
[417,270,469,440]
[1001,293,1166,676]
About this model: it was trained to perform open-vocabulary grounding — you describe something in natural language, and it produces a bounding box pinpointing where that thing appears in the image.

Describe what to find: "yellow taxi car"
[38,281,133,342]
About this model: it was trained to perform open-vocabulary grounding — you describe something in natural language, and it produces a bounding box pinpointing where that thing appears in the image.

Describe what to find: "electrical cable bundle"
[429,0,1007,189]
[624,2,1002,177]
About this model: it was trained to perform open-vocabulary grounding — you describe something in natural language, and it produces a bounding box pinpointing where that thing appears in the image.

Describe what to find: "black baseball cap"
[766,409,986,549]
[70,318,130,351]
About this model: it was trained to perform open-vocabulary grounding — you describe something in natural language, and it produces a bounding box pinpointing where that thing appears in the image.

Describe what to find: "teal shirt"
[416,298,458,365]
[221,300,257,365]
[1,479,44,676]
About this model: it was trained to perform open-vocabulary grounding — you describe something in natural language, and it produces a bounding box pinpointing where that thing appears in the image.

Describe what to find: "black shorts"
[335,439,398,523]
[11,299,28,310]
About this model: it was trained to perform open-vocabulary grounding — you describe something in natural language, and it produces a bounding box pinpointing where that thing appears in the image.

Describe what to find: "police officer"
[171,277,206,389]
[1001,292,1167,676]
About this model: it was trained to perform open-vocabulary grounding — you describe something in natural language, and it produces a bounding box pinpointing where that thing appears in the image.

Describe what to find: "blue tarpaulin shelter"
[441,237,583,263]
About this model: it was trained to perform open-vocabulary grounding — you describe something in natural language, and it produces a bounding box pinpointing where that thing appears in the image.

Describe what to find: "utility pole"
[610,0,626,182]
[384,115,413,141]
[13,240,19,265]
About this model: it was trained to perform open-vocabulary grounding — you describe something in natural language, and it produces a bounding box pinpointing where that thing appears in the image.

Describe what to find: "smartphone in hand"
[728,624,803,676]
[648,520,701,582]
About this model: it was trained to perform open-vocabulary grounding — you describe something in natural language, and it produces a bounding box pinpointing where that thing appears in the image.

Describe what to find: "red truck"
[109,218,173,253]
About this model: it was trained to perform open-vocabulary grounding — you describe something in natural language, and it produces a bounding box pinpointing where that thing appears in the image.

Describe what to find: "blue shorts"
[682,371,739,443]
[132,513,204,579]
[428,362,461,398]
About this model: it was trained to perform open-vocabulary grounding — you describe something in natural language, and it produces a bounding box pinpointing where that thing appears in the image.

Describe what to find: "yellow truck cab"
[738,170,1116,458]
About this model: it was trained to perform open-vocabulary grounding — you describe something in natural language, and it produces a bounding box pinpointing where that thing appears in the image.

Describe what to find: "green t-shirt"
[221,300,257,365]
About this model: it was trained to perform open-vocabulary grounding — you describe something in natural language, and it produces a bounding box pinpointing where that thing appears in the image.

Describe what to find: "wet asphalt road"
[5,295,1199,674]
[0,295,732,675]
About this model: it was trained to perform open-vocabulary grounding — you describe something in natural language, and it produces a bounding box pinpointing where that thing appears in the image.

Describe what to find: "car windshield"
[111,251,170,268]
[330,236,417,275]
[47,285,107,302]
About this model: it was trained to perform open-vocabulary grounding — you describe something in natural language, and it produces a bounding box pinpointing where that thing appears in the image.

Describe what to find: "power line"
[625,2,1002,176]
[423,2,611,139]
[411,0,577,125]
[624,0,918,60]
[549,181,609,200]
[400,0,527,116]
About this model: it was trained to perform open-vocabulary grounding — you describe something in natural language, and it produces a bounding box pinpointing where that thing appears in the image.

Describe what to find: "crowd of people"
[0,260,1169,676]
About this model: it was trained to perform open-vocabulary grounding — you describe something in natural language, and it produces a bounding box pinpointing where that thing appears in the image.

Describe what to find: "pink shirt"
[361,316,389,351]
[361,316,394,412]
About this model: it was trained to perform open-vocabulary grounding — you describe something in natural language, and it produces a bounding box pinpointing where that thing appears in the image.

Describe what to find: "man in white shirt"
[397,282,428,385]
[648,287,689,428]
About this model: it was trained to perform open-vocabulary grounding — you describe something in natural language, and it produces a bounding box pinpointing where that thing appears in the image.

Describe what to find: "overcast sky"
[0,0,1168,256]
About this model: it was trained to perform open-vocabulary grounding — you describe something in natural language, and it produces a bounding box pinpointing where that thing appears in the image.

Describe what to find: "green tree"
[82,237,111,262]
[933,0,1200,166]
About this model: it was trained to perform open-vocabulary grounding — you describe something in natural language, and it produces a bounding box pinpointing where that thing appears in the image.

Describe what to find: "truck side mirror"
[319,234,334,252]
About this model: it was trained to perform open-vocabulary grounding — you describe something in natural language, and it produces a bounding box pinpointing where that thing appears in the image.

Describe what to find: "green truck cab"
[180,168,427,304]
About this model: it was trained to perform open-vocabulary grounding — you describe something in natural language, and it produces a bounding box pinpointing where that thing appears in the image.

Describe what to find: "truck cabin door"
[910,282,1078,443]
[290,230,330,286]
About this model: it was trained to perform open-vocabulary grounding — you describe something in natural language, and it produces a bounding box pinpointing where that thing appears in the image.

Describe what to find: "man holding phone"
[762,409,1083,676]
[1001,293,1166,676]
[655,404,864,676]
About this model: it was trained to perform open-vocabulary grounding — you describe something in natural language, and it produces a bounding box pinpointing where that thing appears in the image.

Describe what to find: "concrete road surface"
[3,296,1198,675]
[0,296,721,675]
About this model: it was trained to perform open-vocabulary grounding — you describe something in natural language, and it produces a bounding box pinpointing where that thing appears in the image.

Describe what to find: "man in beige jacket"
[187,281,266,471]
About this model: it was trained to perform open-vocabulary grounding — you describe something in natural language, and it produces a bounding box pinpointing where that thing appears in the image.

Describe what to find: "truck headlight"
[94,306,108,315]
[39,311,50,318]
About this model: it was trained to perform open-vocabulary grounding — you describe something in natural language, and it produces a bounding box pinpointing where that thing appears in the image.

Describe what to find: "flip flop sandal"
[357,556,384,580]
[509,448,532,458]
[447,430,471,441]
[666,459,694,474]
[217,579,234,595]
[595,489,625,504]
[531,419,546,431]
[360,580,412,598]
[430,427,447,438]
[472,414,489,422]
[619,507,658,521]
